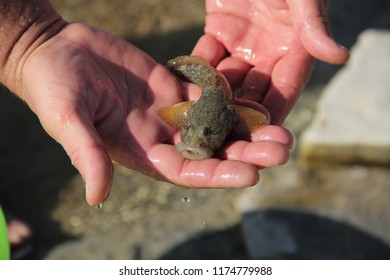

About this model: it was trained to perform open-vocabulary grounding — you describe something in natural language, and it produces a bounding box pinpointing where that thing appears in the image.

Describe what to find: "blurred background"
[1,0,390,259]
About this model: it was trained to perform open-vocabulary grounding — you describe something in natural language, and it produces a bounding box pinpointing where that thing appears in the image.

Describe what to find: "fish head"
[177,104,237,160]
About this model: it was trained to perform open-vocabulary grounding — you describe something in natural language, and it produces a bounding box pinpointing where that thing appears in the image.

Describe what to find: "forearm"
[0,0,64,95]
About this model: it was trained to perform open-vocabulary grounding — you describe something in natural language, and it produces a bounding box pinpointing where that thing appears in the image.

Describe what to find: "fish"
[158,55,269,160]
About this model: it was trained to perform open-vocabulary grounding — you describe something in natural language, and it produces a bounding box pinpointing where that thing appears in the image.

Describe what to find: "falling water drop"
[181,196,190,203]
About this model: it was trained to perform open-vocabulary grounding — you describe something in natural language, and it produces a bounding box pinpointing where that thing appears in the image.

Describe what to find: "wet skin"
[159,55,269,160]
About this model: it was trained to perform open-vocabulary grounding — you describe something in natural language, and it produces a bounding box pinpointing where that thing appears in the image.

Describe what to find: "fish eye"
[202,127,210,136]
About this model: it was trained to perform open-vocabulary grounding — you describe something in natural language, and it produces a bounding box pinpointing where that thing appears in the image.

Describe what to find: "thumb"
[40,107,114,206]
[287,0,350,65]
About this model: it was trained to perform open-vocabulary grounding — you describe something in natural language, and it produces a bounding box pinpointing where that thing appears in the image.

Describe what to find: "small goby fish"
[159,55,269,160]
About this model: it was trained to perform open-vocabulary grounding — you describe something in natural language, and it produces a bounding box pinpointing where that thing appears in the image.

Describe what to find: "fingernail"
[96,181,112,207]
[103,179,113,201]
[336,41,349,50]
[85,183,92,204]
[85,180,112,207]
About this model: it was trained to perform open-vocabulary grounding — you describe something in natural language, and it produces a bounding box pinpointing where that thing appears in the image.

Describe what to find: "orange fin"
[158,101,194,130]
[233,105,269,134]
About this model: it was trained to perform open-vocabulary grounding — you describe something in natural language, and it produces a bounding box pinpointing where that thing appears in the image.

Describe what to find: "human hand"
[193,0,350,125]
[17,23,292,206]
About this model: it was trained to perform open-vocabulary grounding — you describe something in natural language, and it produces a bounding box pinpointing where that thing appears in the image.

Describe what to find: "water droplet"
[235,46,255,62]
[200,222,206,229]
[96,203,103,209]
[181,196,190,203]
[215,0,223,8]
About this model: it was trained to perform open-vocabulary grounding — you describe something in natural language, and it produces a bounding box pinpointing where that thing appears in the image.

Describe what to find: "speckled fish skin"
[159,55,269,161]
[166,56,238,160]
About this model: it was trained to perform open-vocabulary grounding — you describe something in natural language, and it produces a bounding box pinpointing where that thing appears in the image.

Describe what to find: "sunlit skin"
[10,23,292,206]
[192,0,350,125]
[0,0,348,206]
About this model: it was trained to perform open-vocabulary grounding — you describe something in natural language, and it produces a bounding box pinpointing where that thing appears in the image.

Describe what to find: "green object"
[0,206,10,260]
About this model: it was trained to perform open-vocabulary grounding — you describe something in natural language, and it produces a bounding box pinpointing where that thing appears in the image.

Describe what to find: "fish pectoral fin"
[158,101,194,130]
[233,105,270,134]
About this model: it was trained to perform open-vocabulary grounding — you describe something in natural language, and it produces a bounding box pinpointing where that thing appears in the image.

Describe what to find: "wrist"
[0,0,66,96]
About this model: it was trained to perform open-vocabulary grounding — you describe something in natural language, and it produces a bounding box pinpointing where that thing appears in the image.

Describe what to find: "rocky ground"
[1,0,390,259]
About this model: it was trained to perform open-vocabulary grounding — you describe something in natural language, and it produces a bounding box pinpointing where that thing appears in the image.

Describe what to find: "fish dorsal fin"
[158,101,194,130]
[233,105,269,134]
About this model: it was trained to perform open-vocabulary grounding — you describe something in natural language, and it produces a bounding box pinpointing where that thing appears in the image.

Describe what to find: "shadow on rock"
[159,224,249,260]
[242,209,390,259]
[159,208,390,260]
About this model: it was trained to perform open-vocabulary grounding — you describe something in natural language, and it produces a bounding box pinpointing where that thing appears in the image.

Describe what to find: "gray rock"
[299,29,390,166]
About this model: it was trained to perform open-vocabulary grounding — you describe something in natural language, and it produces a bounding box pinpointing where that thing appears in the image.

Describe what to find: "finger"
[262,52,314,125]
[218,140,290,168]
[191,34,227,66]
[41,107,114,206]
[148,144,259,188]
[218,125,293,168]
[239,63,273,102]
[193,40,253,94]
[287,0,350,64]
[250,125,294,148]
[180,57,251,101]
[216,56,252,90]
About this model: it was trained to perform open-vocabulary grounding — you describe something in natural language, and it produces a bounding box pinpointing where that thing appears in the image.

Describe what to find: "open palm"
[20,23,292,205]
[193,0,349,124]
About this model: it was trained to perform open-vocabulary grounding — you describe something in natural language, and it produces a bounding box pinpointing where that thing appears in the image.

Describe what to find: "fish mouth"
[176,142,213,160]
